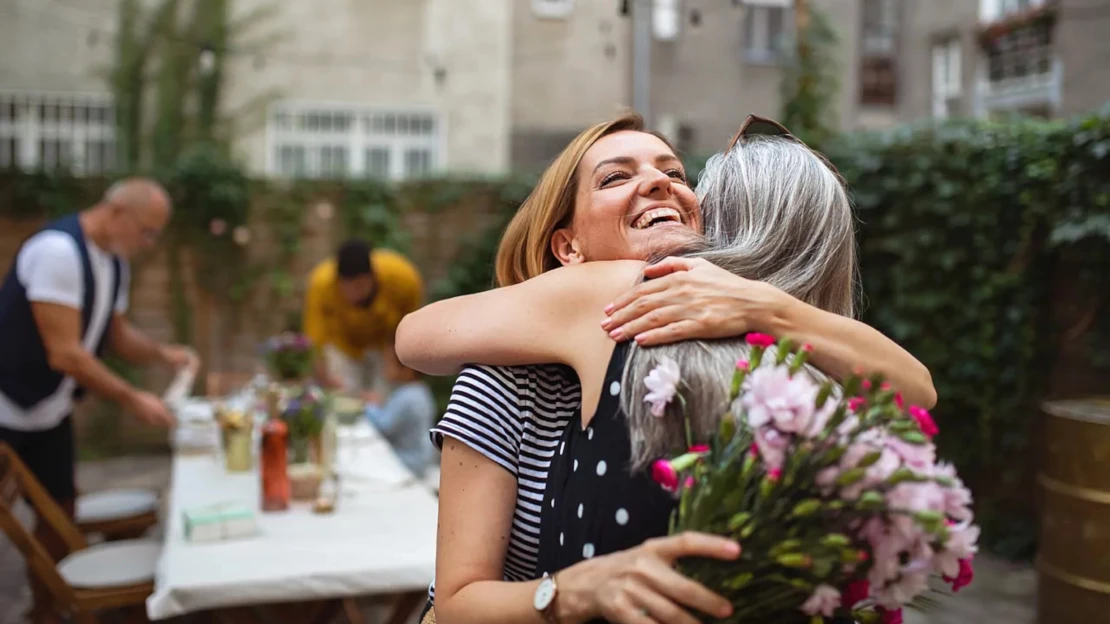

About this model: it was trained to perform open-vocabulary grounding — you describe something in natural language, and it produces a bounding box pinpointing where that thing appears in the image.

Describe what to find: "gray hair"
[622,136,855,468]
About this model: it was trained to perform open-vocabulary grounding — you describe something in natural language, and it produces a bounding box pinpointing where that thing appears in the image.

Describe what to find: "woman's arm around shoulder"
[396,260,646,376]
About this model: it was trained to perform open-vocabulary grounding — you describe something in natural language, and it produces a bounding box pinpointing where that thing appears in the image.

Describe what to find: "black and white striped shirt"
[428,363,582,600]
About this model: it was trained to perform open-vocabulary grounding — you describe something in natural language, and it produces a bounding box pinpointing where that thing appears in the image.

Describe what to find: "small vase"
[224,428,253,472]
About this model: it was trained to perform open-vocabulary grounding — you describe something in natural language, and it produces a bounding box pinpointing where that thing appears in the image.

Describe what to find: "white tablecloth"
[147,418,438,619]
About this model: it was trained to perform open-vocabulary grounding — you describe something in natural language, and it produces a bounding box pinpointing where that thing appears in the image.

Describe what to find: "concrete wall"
[1056,0,1110,116]
[226,0,513,176]
[508,0,632,169]
[0,0,116,94]
[898,0,980,121]
[647,0,864,157]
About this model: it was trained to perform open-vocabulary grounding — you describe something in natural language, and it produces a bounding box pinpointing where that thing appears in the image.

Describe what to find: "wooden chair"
[0,443,161,624]
[75,488,160,541]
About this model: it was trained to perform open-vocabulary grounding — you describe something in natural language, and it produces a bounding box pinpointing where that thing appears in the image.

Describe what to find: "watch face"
[534,576,556,611]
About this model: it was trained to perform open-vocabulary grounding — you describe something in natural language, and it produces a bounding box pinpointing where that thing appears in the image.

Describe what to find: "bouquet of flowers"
[650,335,977,624]
[281,384,327,463]
[261,332,313,381]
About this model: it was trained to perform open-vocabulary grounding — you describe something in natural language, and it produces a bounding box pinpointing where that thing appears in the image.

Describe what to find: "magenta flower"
[800,584,840,617]
[909,405,939,437]
[643,357,680,417]
[847,397,866,412]
[944,558,975,592]
[878,607,904,624]
[688,444,710,453]
[745,332,776,348]
[894,392,904,409]
[736,359,750,371]
[843,580,870,607]
[651,459,679,492]
[683,476,695,489]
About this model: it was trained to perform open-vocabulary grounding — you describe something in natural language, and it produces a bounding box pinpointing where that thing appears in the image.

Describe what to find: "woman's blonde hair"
[494,112,676,287]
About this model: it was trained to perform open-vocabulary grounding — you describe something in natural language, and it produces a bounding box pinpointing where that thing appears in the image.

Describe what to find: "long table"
[147,413,438,622]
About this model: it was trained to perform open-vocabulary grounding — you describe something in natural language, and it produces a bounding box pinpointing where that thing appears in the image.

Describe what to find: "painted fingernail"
[609,328,623,339]
[600,318,612,330]
[603,303,614,314]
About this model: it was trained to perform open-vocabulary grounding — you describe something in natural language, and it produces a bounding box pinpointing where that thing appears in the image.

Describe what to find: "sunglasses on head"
[724,114,846,184]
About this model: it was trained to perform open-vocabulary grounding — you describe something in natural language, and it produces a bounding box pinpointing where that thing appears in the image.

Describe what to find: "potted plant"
[261,332,314,382]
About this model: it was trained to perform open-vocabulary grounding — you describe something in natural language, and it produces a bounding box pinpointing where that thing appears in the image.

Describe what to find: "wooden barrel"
[1038,399,1110,624]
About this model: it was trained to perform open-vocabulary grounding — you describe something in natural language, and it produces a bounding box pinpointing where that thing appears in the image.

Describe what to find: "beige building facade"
[0,0,514,178]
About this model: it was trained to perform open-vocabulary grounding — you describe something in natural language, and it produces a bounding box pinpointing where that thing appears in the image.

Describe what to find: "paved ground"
[0,455,1035,623]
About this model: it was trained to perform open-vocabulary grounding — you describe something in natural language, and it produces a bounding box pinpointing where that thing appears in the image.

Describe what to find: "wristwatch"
[533,573,559,623]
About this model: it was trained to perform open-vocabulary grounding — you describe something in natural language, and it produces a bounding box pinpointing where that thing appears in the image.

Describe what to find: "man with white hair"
[0,177,197,622]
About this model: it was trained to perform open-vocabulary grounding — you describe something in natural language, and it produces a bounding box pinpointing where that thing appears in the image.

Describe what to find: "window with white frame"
[0,92,117,174]
[980,0,1045,22]
[532,0,574,19]
[653,0,681,41]
[932,40,962,119]
[744,0,792,64]
[267,104,441,180]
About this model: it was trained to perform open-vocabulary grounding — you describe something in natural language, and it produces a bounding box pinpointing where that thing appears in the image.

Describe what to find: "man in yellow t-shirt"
[303,239,423,393]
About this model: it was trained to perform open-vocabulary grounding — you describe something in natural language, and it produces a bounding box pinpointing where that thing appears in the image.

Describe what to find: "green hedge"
[827,114,1109,558]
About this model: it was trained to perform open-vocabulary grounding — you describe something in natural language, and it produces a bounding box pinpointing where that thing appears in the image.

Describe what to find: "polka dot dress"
[535,341,677,584]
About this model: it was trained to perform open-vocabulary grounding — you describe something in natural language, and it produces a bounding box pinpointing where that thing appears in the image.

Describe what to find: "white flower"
[643,357,680,417]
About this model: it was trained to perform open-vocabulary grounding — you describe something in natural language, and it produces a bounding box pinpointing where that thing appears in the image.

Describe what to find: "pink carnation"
[934,462,974,520]
[753,426,788,472]
[736,359,750,371]
[643,357,681,417]
[800,584,840,617]
[742,366,819,435]
[909,405,939,437]
[745,332,776,348]
[886,481,945,515]
[651,459,679,492]
[884,435,936,471]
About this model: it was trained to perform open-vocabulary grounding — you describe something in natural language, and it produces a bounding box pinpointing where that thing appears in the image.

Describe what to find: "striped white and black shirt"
[428,363,581,601]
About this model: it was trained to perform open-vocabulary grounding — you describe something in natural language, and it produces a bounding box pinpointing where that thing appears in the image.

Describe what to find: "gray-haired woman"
[399,116,896,623]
